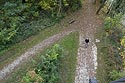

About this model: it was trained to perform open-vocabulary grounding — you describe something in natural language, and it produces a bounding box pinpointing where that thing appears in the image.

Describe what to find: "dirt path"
[74,0,103,83]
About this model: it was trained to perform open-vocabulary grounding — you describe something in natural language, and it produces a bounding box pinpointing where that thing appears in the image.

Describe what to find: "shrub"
[21,70,43,83]
[22,44,63,83]
[0,1,39,50]
[104,14,122,32]
[109,70,125,82]
[35,44,63,83]
[103,13,125,82]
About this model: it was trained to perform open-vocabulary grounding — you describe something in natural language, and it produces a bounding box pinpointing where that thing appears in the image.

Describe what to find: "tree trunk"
[57,0,63,17]
[96,0,106,14]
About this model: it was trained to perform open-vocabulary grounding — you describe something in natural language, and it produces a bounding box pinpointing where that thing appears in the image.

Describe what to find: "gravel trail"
[74,0,103,83]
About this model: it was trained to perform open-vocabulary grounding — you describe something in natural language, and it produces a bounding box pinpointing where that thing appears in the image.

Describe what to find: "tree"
[96,0,125,16]
[107,0,125,16]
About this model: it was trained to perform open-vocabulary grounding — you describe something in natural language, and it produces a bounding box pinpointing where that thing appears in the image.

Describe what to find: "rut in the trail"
[74,0,102,83]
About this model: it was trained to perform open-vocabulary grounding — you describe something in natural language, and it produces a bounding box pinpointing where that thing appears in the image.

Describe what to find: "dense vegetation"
[96,0,125,15]
[97,0,125,82]
[0,0,82,51]
[22,44,63,83]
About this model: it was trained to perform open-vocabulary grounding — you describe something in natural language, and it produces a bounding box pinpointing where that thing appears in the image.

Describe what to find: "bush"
[38,0,82,16]
[68,0,82,11]
[22,44,63,83]
[35,44,63,83]
[109,70,125,82]
[104,14,122,32]
[21,70,43,83]
[0,1,39,50]
[103,13,125,82]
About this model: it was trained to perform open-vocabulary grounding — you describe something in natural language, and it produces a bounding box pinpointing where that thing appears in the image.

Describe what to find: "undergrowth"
[21,44,63,83]
[97,14,125,83]
[3,32,78,83]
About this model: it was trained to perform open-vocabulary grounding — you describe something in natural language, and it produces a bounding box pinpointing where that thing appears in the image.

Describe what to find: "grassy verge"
[0,18,69,69]
[58,32,79,83]
[96,29,107,83]
[96,26,116,83]
[96,26,109,83]
[2,32,79,83]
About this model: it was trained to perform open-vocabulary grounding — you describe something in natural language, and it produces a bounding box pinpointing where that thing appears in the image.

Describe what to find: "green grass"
[0,19,69,69]
[95,26,109,83]
[95,26,106,83]
[95,26,116,83]
[2,32,79,83]
[58,32,79,83]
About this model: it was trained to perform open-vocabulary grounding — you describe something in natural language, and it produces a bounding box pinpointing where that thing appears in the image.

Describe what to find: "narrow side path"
[0,29,76,80]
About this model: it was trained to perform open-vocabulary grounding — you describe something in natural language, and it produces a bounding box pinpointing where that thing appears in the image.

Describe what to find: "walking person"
[85,38,89,48]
